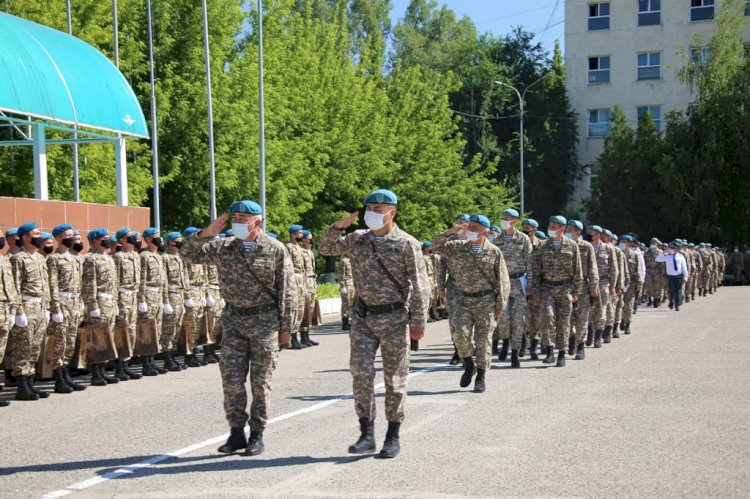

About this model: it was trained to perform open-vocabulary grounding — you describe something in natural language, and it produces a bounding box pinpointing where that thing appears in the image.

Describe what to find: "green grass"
[316,283,341,299]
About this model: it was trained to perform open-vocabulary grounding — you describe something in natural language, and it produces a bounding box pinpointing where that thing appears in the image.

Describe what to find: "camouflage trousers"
[643,271,663,299]
[0,304,10,368]
[496,281,526,351]
[339,280,355,319]
[453,295,496,370]
[572,288,596,344]
[526,296,543,344]
[292,275,305,332]
[589,281,610,331]
[540,284,574,351]
[622,287,637,323]
[182,289,204,346]
[10,301,49,376]
[606,289,621,327]
[445,282,463,344]
[141,288,164,341]
[220,309,279,430]
[699,270,712,289]
[350,306,410,423]
[207,287,224,340]
[118,290,137,359]
[160,292,185,352]
[49,296,81,368]
[614,293,625,327]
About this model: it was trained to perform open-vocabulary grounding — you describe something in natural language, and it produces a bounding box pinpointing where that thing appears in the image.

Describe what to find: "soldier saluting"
[183,200,296,457]
[320,189,429,459]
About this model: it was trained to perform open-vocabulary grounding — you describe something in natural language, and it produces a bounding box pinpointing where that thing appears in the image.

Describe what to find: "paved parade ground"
[1,287,749,498]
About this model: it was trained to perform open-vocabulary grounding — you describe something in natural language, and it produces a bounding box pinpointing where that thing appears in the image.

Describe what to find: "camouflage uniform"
[0,253,20,369]
[421,253,437,316]
[113,250,140,353]
[47,251,83,368]
[161,252,189,352]
[337,257,356,319]
[622,250,644,323]
[183,231,296,432]
[300,247,317,331]
[643,247,665,301]
[609,246,627,328]
[432,233,510,370]
[320,224,428,423]
[430,253,446,314]
[529,238,583,351]
[437,237,465,351]
[572,238,599,345]
[492,230,531,351]
[205,264,224,339]
[184,261,206,346]
[687,249,702,300]
[82,252,119,334]
[526,237,544,346]
[710,250,721,290]
[285,241,306,333]
[9,250,50,376]
[138,251,168,341]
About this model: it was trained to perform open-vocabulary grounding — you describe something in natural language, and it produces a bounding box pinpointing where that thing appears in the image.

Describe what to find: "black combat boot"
[152,356,168,374]
[459,357,475,388]
[510,349,520,368]
[53,367,74,394]
[302,330,319,347]
[141,356,158,376]
[647,297,653,306]
[556,350,566,367]
[290,333,303,350]
[594,329,603,348]
[542,346,555,364]
[4,369,17,388]
[498,339,509,361]
[90,364,108,386]
[491,338,500,355]
[449,347,461,366]
[653,298,659,308]
[624,322,631,335]
[473,368,486,393]
[378,422,400,459]
[203,345,219,364]
[99,363,119,384]
[185,354,201,368]
[586,324,594,346]
[575,342,586,360]
[164,352,182,371]
[114,359,131,381]
[245,431,264,456]
[123,361,142,380]
[348,418,376,454]
[612,326,620,339]
[568,335,576,356]
[63,366,87,390]
[342,317,350,331]
[603,326,612,344]
[28,375,50,398]
[0,399,8,407]
[218,427,247,454]
[519,333,529,357]
[619,320,626,331]
[439,309,449,319]
[15,375,39,400]
[529,340,539,361]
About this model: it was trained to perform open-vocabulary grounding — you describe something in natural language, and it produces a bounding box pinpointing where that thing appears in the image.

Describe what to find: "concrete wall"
[565,0,750,217]
[0,197,150,252]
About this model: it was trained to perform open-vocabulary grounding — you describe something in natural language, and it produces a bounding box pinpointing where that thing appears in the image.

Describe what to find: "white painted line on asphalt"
[42,363,443,498]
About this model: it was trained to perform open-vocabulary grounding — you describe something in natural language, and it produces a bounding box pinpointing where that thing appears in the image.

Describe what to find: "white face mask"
[547,229,559,238]
[500,220,512,230]
[364,211,387,231]
[617,243,626,250]
[564,232,573,239]
[467,231,482,242]
[650,244,657,250]
[487,235,495,243]
[232,222,251,240]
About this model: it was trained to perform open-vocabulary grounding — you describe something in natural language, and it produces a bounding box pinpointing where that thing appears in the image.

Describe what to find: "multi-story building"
[565,0,750,215]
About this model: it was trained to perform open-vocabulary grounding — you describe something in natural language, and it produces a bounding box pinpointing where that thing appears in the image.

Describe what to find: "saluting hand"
[333,211,359,231]
[201,213,229,238]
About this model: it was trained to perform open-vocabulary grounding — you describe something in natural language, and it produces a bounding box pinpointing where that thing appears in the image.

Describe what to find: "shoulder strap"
[470,249,497,290]
[369,239,408,301]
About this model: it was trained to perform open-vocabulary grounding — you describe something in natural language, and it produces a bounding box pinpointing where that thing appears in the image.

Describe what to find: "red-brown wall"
[0,197,151,252]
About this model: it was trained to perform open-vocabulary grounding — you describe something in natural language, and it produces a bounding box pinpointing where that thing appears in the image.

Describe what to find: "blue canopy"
[0,12,148,138]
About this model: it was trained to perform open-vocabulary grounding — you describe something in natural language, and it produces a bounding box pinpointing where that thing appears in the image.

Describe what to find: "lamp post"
[65,0,80,202]
[257,0,266,229]
[201,0,217,220]
[495,72,551,215]
[147,0,161,227]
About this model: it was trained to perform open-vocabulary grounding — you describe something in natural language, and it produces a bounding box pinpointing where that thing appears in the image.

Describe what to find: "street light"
[495,72,551,215]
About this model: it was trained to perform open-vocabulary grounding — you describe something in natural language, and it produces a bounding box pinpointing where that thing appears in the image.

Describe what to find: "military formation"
[0,190,730,462]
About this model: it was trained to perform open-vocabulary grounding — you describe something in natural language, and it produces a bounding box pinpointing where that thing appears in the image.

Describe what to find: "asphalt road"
[1,286,749,498]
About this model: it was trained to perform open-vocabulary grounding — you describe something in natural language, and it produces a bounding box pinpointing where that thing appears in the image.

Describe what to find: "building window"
[637,52,661,80]
[638,0,661,25]
[745,0,750,15]
[744,42,750,59]
[588,56,611,84]
[691,46,712,64]
[588,3,610,30]
[638,105,662,132]
[691,0,714,22]
[588,109,611,137]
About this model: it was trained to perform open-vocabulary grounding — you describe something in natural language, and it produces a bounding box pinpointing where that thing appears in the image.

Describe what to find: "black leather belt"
[509,272,526,279]
[462,289,495,298]
[541,278,572,286]
[226,303,277,316]
[362,301,405,314]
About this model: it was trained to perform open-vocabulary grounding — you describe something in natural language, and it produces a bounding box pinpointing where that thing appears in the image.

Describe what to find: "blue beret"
[87,228,109,241]
[165,231,182,243]
[17,222,38,237]
[218,233,226,239]
[491,225,501,233]
[422,241,432,248]
[302,230,311,238]
[183,227,200,237]
[109,235,118,243]
[536,230,548,240]
[131,231,140,238]
[621,235,634,242]
[115,227,131,240]
[590,225,603,234]
[41,232,53,240]
[73,230,80,236]
[502,208,520,218]
[469,214,491,228]
[548,215,567,226]
[456,214,470,222]
[289,224,303,233]
[267,231,277,239]
[229,200,262,214]
[522,219,539,228]
[364,189,398,205]
[224,229,234,237]
[143,227,159,238]
[52,224,72,237]
[603,229,613,237]
[6,228,17,236]
[567,220,584,231]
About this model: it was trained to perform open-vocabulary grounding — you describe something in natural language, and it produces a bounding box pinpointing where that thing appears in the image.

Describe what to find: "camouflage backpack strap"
[369,239,408,302]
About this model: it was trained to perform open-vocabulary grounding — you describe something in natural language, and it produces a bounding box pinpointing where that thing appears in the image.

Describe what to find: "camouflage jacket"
[301,248,316,278]
[47,251,82,312]
[82,252,119,312]
[492,229,531,276]
[432,232,510,310]
[162,253,190,302]
[624,250,644,288]
[0,253,20,313]
[529,237,583,296]
[286,242,305,275]
[576,238,599,294]
[183,231,296,332]
[320,224,429,328]
[138,251,168,305]
[11,249,50,309]
[336,257,354,285]
[593,242,619,288]
[206,264,219,287]
[614,246,628,289]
